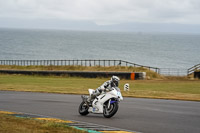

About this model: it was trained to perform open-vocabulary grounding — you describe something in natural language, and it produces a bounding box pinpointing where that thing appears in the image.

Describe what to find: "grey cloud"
[0,0,200,25]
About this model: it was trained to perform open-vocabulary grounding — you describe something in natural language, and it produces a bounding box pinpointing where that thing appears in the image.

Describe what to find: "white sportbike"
[79,87,123,118]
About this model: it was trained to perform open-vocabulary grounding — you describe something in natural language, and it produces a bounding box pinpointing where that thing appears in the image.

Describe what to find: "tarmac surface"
[0,91,200,133]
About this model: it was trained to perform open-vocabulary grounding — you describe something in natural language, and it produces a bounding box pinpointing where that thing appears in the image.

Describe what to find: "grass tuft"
[0,113,87,133]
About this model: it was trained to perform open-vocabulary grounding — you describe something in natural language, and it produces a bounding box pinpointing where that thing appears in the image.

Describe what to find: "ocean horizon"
[0,28,199,72]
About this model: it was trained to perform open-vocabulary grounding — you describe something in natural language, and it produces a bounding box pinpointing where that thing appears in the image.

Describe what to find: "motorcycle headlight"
[117,91,123,101]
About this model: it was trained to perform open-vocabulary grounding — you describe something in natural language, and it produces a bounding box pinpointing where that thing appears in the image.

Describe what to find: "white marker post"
[124,83,129,91]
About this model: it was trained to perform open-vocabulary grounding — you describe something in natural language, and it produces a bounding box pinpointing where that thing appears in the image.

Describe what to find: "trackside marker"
[35,118,74,123]
[0,111,16,114]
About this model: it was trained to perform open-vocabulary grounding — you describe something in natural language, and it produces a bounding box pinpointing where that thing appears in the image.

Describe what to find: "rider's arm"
[99,81,109,91]
[99,81,112,92]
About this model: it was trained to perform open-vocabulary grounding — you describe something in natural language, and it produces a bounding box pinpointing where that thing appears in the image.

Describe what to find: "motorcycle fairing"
[89,89,119,113]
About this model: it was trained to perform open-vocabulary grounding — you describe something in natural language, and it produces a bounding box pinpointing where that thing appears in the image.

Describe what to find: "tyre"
[79,101,89,115]
[103,102,118,118]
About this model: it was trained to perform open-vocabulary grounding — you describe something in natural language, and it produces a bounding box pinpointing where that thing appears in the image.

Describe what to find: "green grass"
[0,113,87,133]
[0,74,200,101]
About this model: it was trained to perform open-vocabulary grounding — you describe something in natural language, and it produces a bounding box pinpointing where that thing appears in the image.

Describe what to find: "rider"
[87,75,120,103]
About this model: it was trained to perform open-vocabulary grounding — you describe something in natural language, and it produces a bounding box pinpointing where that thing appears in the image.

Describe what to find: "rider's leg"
[87,89,101,103]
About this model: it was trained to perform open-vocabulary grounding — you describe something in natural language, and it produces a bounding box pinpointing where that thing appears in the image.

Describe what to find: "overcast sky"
[0,0,200,33]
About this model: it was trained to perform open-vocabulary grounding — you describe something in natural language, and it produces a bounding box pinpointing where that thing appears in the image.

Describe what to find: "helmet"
[111,76,120,87]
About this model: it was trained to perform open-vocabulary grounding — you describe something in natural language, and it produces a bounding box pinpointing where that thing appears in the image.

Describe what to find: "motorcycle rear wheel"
[79,101,89,115]
[103,102,118,118]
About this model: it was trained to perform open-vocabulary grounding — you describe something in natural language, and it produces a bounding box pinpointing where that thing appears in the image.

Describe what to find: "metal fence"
[0,59,160,73]
[0,60,193,76]
[187,63,200,75]
[159,68,188,76]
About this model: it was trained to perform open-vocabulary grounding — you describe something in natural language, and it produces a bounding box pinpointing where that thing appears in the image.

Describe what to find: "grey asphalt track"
[0,91,200,133]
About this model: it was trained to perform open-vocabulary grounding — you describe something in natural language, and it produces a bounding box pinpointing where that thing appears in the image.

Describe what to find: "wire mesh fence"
[159,68,188,76]
[1,60,191,76]
[0,59,160,73]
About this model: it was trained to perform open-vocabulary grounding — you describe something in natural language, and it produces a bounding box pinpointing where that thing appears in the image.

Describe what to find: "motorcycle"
[78,87,123,118]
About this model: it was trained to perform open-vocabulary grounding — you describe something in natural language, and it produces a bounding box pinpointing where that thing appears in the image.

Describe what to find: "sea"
[0,28,199,73]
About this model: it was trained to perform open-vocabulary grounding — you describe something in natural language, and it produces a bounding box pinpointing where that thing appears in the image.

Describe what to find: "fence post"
[118,60,121,66]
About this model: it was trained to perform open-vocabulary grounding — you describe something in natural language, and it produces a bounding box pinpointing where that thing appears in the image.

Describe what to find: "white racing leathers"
[87,80,113,102]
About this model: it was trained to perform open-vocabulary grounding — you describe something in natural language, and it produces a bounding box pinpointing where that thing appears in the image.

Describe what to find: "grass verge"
[0,74,199,101]
[0,113,87,133]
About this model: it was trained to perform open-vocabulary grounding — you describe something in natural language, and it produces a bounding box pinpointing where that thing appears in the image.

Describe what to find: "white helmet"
[111,76,120,87]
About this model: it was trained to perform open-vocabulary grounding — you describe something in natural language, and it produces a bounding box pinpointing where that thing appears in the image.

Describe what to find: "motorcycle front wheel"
[79,101,89,115]
[103,102,118,118]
